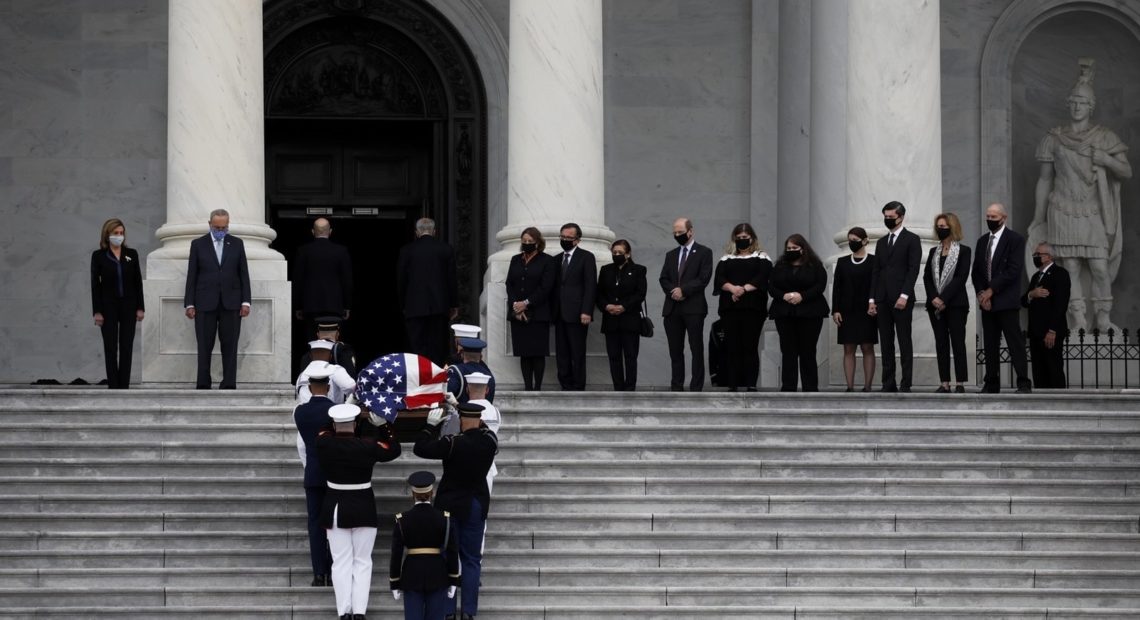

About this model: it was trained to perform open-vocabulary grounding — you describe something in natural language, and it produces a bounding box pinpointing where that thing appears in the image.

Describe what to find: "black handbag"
[639,301,654,338]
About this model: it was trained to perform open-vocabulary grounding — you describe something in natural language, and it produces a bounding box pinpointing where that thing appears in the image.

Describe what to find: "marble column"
[142,0,291,385]
[483,0,615,387]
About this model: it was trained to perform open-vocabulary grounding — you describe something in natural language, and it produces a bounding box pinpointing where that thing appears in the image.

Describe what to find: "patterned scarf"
[932,242,960,294]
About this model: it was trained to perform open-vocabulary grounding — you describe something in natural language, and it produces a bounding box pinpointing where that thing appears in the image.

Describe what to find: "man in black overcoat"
[397,218,458,366]
[868,201,922,392]
[659,217,713,391]
[293,217,353,324]
[184,208,250,389]
[973,202,1031,393]
[1023,242,1071,389]
[552,222,597,391]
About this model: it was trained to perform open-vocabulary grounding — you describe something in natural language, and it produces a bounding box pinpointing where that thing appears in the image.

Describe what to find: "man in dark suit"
[184,209,251,390]
[293,217,353,324]
[659,217,713,391]
[972,202,1031,393]
[397,218,458,366]
[869,201,922,392]
[553,222,597,391]
[1023,242,1070,389]
[293,364,336,587]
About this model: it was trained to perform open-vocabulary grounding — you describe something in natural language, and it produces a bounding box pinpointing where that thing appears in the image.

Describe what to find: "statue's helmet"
[1067,57,1096,107]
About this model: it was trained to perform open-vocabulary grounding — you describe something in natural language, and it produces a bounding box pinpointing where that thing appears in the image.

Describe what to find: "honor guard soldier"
[448,323,481,364]
[317,403,403,620]
[296,342,356,404]
[390,471,460,620]
[445,338,496,404]
[414,403,498,620]
[299,316,358,378]
[293,364,337,587]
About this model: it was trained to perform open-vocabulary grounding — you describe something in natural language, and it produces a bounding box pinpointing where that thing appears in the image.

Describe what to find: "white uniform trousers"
[327,505,377,616]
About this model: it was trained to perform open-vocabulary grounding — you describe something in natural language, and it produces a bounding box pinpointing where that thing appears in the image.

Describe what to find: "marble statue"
[1030,58,1132,333]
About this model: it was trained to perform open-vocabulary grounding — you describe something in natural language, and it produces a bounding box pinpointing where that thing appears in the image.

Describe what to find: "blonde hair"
[933,212,963,242]
[99,218,126,250]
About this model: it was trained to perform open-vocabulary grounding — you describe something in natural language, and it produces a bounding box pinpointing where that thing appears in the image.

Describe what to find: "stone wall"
[0,0,168,383]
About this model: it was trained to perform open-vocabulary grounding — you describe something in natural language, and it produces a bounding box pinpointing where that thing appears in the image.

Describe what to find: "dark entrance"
[263,1,488,375]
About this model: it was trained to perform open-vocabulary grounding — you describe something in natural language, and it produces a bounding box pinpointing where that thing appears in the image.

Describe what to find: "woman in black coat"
[505,227,557,390]
[831,226,877,392]
[90,218,145,389]
[596,239,647,391]
[768,234,830,392]
[923,212,972,393]
[713,223,772,391]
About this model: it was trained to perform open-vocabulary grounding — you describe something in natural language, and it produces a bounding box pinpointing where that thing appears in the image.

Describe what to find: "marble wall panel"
[0,0,166,383]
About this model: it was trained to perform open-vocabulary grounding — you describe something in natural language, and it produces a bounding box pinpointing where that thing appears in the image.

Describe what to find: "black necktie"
[986,234,995,281]
[888,233,895,249]
[678,247,689,276]
[562,252,571,275]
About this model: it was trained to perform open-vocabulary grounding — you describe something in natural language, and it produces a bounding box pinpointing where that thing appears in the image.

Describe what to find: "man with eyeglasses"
[184,208,251,389]
[1023,242,1071,389]
[552,222,597,391]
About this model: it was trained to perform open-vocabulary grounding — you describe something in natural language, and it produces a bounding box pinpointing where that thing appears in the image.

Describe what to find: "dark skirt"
[837,310,878,345]
[511,319,550,357]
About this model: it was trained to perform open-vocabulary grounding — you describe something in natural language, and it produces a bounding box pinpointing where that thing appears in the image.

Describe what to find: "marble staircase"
[0,387,1138,619]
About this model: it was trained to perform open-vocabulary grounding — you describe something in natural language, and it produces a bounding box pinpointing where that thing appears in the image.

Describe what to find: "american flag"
[355,353,450,423]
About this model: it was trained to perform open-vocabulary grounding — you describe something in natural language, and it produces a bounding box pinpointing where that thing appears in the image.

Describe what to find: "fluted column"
[142,0,290,384]
[483,0,614,386]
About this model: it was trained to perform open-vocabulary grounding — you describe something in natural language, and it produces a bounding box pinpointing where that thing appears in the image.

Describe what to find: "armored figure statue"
[1031,58,1132,333]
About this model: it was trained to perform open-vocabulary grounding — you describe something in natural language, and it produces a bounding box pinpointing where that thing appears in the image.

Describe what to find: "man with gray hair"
[1023,242,1071,389]
[397,217,459,365]
[184,208,250,389]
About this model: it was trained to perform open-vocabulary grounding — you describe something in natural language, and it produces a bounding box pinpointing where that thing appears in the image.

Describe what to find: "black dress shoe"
[195,385,210,390]
[980,385,1000,394]
[340,615,352,620]
[862,386,872,392]
[670,385,684,392]
[311,574,326,586]
[954,385,965,393]
[899,386,911,393]
[353,615,367,620]
[880,385,898,393]
[845,386,854,392]
[935,386,950,393]
[1016,385,1032,394]
[444,615,456,620]
[461,614,475,620]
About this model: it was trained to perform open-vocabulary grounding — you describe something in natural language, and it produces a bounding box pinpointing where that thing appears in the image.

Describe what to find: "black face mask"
[848,239,863,253]
[936,228,951,240]
[560,239,576,252]
[612,254,626,265]
[883,217,897,230]
[784,249,802,261]
[1032,256,1044,269]
[521,242,537,254]
[735,238,751,251]
[674,232,689,246]
[985,219,1002,233]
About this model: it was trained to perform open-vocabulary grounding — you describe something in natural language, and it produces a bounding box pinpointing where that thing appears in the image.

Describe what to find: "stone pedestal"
[142,0,290,385]
[484,0,615,387]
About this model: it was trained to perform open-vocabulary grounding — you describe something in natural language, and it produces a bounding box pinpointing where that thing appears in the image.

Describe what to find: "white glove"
[444,392,459,408]
[426,407,446,427]
[367,411,387,427]
[447,586,456,599]
[392,590,402,601]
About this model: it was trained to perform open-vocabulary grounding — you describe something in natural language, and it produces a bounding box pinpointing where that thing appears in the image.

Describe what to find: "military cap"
[457,402,485,419]
[315,316,343,332]
[450,323,481,339]
[308,339,335,351]
[328,403,360,423]
[304,361,334,382]
[457,337,486,352]
[464,371,492,385]
[408,471,436,493]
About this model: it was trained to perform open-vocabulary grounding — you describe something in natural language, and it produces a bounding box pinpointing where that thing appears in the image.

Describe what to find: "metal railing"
[975,329,1139,389]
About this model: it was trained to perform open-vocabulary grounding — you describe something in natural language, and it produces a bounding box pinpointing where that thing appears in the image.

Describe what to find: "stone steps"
[2,388,1139,617]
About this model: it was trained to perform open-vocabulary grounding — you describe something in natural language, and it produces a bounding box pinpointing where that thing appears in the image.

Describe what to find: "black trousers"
[405,314,448,366]
[304,485,332,576]
[877,304,914,389]
[664,312,706,391]
[99,297,139,389]
[927,307,969,383]
[720,311,764,389]
[604,330,640,391]
[981,308,1029,389]
[195,309,240,389]
[775,317,823,391]
[1029,332,1066,388]
[554,320,588,390]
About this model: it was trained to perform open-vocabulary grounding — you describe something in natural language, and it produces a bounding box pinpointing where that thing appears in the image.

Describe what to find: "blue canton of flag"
[355,353,449,423]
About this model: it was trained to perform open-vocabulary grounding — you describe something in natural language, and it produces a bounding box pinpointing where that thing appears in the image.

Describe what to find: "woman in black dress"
[923,212,972,393]
[505,227,556,390]
[831,226,877,392]
[713,223,772,391]
[90,218,145,389]
[768,234,829,392]
[596,240,647,391]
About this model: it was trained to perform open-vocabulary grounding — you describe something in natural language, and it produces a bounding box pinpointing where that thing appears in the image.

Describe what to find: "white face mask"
[108,235,125,247]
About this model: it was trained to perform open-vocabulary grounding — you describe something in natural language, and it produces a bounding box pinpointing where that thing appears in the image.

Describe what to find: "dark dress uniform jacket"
[553,248,598,322]
[184,233,251,311]
[316,423,402,529]
[506,252,557,322]
[870,228,922,307]
[389,502,460,592]
[447,360,496,403]
[1023,263,1071,338]
[768,261,830,319]
[414,426,498,520]
[659,243,714,317]
[971,228,1026,312]
[294,396,334,488]
[922,245,973,311]
[396,235,458,318]
[596,261,648,333]
[91,248,145,315]
[293,238,353,316]
[299,343,358,379]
